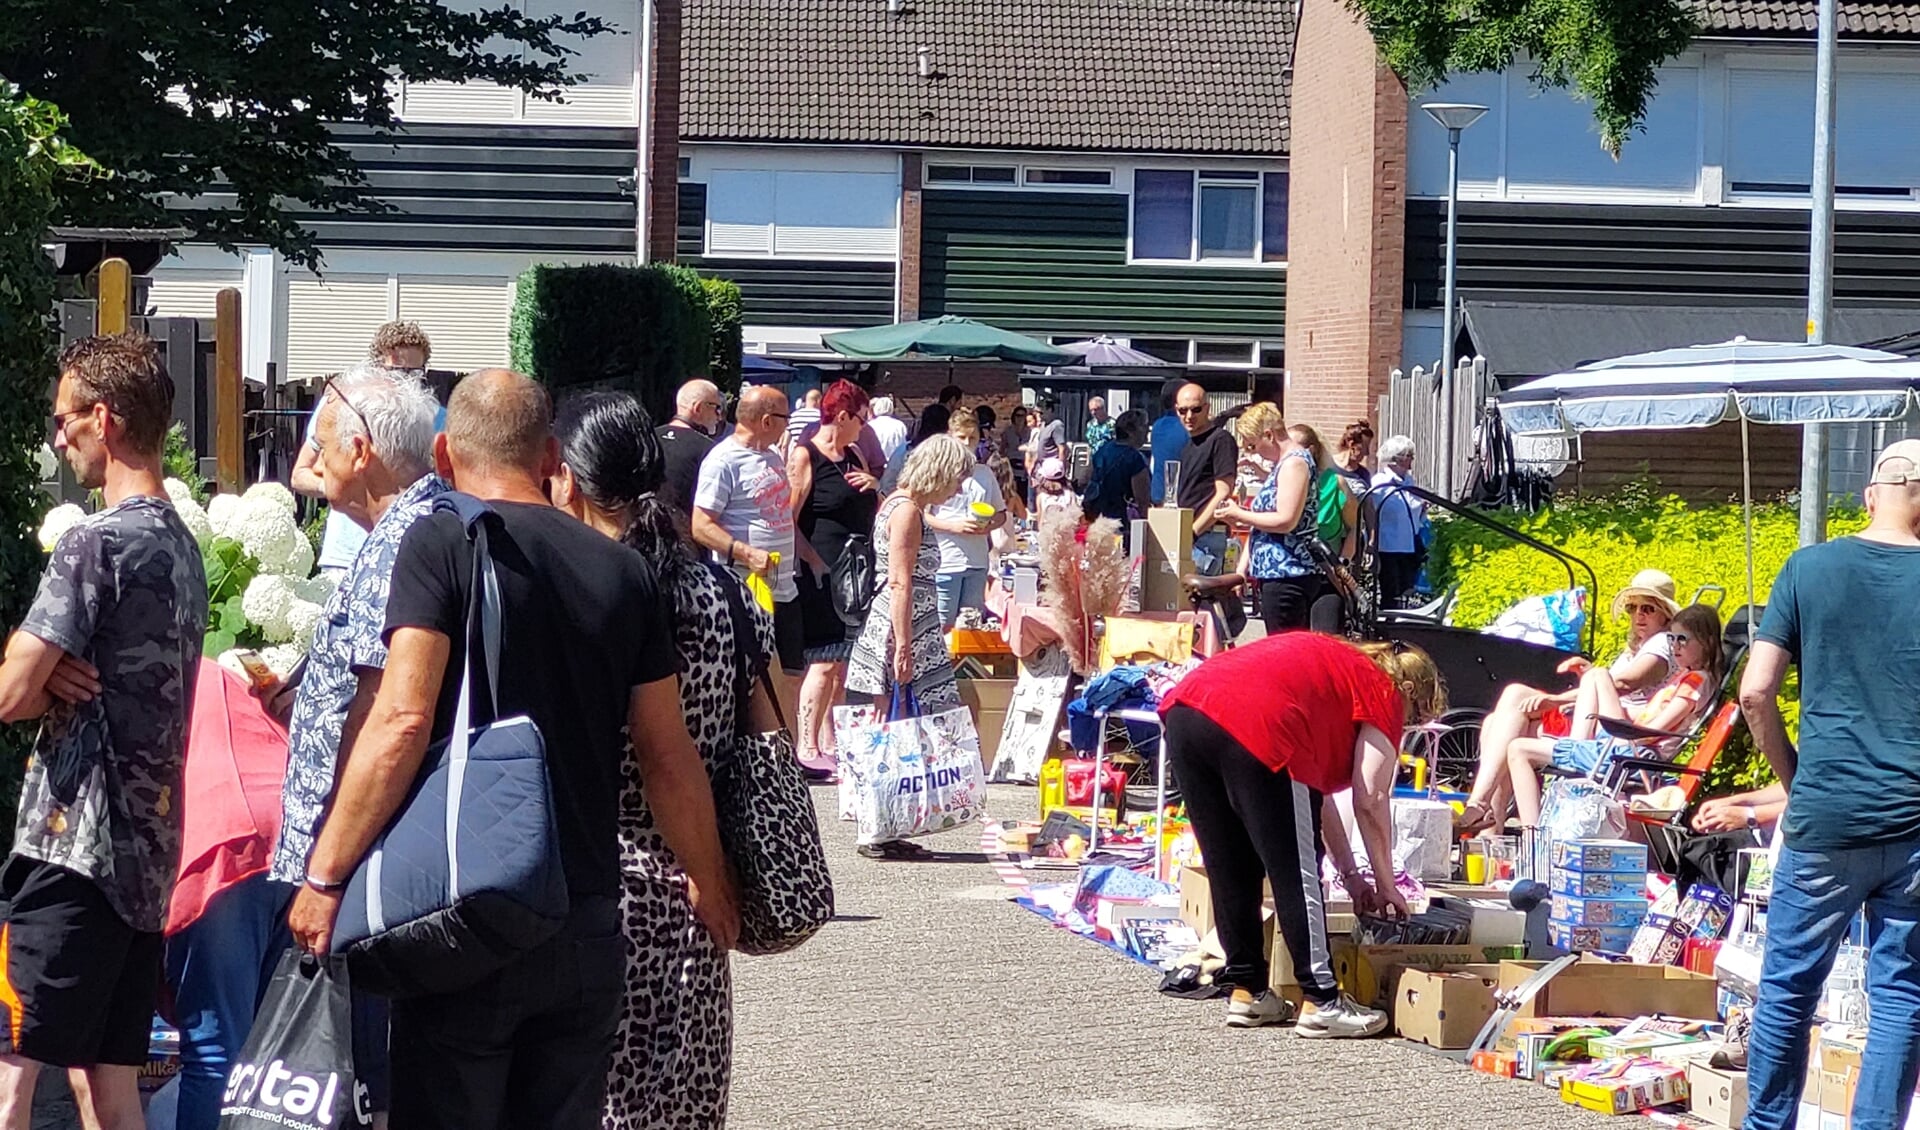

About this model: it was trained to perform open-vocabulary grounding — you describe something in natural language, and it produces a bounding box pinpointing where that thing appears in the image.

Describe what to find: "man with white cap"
[1740,438,1920,1130]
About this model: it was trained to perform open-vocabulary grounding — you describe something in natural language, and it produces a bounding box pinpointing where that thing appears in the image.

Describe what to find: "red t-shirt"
[1157,632,1406,794]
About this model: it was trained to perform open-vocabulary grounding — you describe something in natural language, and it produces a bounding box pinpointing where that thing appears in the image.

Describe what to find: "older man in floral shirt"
[166,364,443,1130]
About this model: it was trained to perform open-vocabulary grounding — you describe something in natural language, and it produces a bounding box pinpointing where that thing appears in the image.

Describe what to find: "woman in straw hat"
[1455,568,1682,835]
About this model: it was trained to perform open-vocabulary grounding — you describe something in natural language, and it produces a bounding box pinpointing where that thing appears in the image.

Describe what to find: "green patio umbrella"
[822,315,1076,366]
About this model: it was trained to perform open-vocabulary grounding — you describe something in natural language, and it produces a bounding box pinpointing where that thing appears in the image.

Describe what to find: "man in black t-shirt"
[659,378,723,515]
[1173,382,1239,576]
[288,369,737,1130]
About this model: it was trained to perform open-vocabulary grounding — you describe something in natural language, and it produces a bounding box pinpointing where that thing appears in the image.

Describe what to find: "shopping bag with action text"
[218,951,370,1130]
[846,687,988,845]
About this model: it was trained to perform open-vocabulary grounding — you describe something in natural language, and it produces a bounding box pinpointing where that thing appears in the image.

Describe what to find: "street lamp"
[1422,101,1488,498]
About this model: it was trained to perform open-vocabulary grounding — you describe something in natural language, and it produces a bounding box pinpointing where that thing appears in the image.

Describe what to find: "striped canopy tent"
[1498,337,1920,631]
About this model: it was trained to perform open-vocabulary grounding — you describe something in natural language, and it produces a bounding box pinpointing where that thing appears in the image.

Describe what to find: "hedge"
[701,276,744,396]
[1429,478,1869,795]
[509,263,745,422]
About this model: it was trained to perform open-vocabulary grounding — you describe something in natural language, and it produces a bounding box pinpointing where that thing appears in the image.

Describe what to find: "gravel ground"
[725,783,1632,1130]
[33,784,1634,1129]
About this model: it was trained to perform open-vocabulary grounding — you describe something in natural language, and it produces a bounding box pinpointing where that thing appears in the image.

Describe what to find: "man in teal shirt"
[1740,439,1920,1130]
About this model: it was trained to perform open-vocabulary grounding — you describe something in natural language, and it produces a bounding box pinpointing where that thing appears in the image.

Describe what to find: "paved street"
[727,784,1628,1130]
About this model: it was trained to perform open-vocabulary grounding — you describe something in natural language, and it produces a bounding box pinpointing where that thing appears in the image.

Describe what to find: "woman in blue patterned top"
[1218,402,1323,634]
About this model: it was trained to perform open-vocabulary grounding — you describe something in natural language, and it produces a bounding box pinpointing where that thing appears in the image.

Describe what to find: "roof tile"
[1690,0,1920,36]
[680,0,1294,156]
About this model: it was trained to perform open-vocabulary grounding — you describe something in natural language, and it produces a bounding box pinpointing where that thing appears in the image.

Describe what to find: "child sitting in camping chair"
[1506,603,1727,828]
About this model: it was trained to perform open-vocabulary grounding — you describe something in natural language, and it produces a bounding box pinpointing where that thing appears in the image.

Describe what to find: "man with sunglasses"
[1740,439,1920,1130]
[1172,382,1239,576]
[692,385,803,708]
[658,379,725,517]
[0,333,206,1130]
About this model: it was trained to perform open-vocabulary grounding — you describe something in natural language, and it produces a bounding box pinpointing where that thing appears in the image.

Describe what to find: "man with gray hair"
[870,395,910,492]
[186,365,442,1130]
[658,378,724,516]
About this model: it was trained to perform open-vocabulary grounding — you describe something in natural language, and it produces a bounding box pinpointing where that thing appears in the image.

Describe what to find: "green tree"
[1346,0,1697,154]
[0,84,96,839]
[0,1,612,266]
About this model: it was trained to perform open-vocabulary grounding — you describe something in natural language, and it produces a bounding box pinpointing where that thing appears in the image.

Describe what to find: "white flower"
[162,479,214,545]
[34,445,57,481]
[207,493,241,538]
[242,481,297,517]
[241,573,299,642]
[259,644,307,678]
[286,599,324,650]
[283,529,315,579]
[230,496,304,574]
[36,504,86,553]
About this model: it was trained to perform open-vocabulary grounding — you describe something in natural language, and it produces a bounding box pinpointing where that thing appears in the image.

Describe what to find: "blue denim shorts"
[1551,736,1635,776]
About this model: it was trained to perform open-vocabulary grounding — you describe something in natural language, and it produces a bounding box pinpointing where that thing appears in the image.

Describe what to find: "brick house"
[1285,0,1920,496]
[676,0,1293,420]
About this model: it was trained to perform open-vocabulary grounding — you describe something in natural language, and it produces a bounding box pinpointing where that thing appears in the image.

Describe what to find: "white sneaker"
[1296,993,1388,1039]
[1225,988,1294,1029]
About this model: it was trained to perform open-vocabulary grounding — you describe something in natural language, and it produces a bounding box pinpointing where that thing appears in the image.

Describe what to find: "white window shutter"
[285,276,393,383]
[395,277,514,374]
[145,273,242,320]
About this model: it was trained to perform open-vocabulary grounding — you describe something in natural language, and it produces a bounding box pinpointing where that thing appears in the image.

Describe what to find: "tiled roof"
[679,0,1294,156]
[1690,0,1920,36]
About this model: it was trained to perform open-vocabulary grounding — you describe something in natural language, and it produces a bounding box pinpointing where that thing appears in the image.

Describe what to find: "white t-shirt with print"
[694,436,797,602]
[1613,630,1675,711]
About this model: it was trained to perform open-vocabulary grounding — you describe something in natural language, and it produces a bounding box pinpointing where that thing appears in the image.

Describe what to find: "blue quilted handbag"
[332,494,569,998]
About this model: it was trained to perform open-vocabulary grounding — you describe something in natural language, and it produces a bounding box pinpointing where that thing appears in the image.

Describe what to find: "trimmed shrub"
[1429,478,1868,796]
[510,263,695,421]
[702,276,744,396]
[658,263,712,382]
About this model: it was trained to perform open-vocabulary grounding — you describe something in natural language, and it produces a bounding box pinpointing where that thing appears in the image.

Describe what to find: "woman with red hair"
[787,379,879,773]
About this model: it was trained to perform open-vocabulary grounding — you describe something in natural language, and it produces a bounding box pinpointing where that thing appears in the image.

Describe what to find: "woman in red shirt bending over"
[1158,633,1446,1036]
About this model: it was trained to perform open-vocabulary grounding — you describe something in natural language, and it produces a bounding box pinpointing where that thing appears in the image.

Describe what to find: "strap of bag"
[705,561,792,738]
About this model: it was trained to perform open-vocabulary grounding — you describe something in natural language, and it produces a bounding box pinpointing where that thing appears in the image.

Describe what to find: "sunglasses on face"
[1623,602,1662,615]
[1671,632,1693,645]
[1175,405,1207,416]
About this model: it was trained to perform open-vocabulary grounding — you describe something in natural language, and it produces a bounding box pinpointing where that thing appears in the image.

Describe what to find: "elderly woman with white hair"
[845,434,975,858]
[1369,434,1427,604]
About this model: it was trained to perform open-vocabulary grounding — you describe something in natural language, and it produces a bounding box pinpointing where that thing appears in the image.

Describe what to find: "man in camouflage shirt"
[0,333,206,1130]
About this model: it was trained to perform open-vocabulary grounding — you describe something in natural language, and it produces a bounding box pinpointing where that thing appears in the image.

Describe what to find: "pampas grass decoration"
[1037,509,1130,674]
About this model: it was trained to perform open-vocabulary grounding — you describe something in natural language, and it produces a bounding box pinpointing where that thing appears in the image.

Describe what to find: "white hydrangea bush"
[159,477,334,677]
[36,503,86,553]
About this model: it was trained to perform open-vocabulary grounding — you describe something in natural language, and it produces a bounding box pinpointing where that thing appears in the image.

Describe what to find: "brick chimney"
[646,0,683,263]
[1281,0,1407,441]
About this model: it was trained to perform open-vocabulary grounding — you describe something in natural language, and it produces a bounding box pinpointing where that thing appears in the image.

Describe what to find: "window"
[1132,169,1288,263]
[1194,341,1257,365]
[926,164,1016,185]
[706,168,898,258]
[1128,338,1190,364]
[677,156,691,180]
[1024,168,1112,187]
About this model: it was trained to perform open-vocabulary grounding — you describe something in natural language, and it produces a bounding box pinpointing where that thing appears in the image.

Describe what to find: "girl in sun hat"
[1454,567,1682,835]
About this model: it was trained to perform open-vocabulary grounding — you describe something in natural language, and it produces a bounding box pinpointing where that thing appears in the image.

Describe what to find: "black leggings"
[1256,575,1324,635]
[1162,704,1338,1004]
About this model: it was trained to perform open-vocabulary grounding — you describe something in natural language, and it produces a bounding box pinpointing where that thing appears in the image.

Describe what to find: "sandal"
[1454,802,1497,837]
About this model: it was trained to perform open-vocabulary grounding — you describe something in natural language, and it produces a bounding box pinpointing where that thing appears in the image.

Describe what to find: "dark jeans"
[1256,575,1323,635]
[1746,840,1920,1130]
[1377,551,1422,605]
[391,896,623,1130]
[1162,704,1338,1004]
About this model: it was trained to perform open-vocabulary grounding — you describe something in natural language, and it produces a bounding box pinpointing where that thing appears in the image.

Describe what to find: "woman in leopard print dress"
[554,391,772,1130]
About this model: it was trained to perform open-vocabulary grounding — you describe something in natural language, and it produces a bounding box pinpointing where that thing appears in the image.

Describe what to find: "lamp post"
[1800,0,1839,546]
[1423,102,1488,498]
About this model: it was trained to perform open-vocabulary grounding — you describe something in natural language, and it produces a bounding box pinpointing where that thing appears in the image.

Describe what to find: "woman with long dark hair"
[551,390,768,1130]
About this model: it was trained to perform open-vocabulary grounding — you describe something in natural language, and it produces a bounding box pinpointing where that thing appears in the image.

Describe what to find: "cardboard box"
[957,677,1016,771]
[1550,868,1644,899]
[1819,1033,1863,1119]
[1552,893,1650,927]
[1560,1062,1689,1115]
[1334,942,1526,1009]
[1553,840,1650,874]
[1689,1063,1750,1128]
[1176,864,1271,937]
[1142,506,1193,612]
[1588,1031,1703,1060]
[1393,965,1503,1049]
[1549,921,1639,954]
[1496,959,1721,1024]
[1431,895,1528,946]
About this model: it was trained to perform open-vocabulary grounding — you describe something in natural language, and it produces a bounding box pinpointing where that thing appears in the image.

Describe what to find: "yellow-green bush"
[1429,479,1865,794]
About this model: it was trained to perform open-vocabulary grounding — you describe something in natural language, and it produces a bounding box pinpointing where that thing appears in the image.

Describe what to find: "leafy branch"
[1345,0,1698,155]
